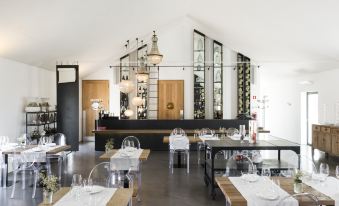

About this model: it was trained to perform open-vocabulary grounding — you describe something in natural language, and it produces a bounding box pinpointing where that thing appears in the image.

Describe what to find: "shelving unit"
[120,54,130,119]
[136,45,148,119]
[237,53,251,115]
[25,110,57,139]
[193,30,206,119]
[213,41,223,119]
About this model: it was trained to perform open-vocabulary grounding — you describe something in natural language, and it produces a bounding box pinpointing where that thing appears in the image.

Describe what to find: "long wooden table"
[204,136,300,199]
[99,149,150,161]
[1,145,71,187]
[215,176,335,206]
[162,136,201,144]
[38,187,133,206]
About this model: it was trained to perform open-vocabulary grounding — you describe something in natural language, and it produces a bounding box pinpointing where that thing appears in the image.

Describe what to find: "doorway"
[158,80,184,119]
[306,92,318,145]
[82,80,109,138]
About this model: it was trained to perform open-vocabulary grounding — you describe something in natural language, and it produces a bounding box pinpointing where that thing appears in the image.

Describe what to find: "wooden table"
[205,136,300,199]
[38,187,133,206]
[2,145,71,186]
[162,136,201,144]
[99,149,150,161]
[215,176,335,206]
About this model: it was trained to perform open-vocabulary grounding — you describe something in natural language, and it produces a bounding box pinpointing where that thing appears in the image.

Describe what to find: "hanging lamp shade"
[124,109,134,117]
[136,56,149,82]
[119,80,134,94]
[132,96,144,106]
[147,31,163,65]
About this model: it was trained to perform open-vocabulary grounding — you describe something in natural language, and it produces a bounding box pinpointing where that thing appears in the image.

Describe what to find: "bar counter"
[93,119,249,151]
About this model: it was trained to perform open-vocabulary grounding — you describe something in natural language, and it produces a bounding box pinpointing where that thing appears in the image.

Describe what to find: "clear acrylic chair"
[226,128,239,137]
[88,162,133,206]
[197,128,215,165]
[121,136,141,149]
[169,134,190,174]
[121,136,142,201]
[170,128,186,136]
[224,152,255,177]
[46,133,67,183]
[11,152,41,198]
[278,193,319,206]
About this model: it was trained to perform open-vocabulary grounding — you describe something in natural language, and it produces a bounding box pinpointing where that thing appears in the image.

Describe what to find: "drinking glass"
[83,178,93,192]
[239,125,246,142]
[262,168,271,178]
[319,163,329,181]
[72,174,82,200]
[335,165,339,179]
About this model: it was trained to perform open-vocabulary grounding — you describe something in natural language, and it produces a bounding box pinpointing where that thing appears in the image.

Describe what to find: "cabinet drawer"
[321,126,331,133]
[331,128,339,135]
[312,125,321,131]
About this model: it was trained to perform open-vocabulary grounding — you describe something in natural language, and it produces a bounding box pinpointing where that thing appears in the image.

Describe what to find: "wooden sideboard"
[312,124,339,156]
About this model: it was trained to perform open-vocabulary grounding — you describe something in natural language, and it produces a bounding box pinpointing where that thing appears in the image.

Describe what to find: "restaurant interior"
[0,0,339,205]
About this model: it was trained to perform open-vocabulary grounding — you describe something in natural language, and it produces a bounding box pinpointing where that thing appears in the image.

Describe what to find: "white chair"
[224,152,255,177]
[197,128,214,165]
[170,128,186,136]
[88,162,133,206]
[169,132,190,174]
[278,193,319,206]
[121,136,142,201]
[226,128,239,137]
[46,133,67,182]
[11,152,40,198]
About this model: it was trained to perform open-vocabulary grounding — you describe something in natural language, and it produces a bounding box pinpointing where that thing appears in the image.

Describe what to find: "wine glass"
[262,168,271,178]
[319,163,329,182]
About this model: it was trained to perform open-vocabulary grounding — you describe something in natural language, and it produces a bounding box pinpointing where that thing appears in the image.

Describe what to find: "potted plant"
[105,138,114,153]
[40,173,58,204]
[293,169,303,193]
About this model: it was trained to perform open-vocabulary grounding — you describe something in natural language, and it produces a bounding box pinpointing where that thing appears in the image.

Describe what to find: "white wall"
[0,57,56,141]
[260,67,339,144]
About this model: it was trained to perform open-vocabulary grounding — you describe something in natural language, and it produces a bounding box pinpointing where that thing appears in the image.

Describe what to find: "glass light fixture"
[119,80,134,94]
[147,31,163,65]
[124,109,134,117]
[136,56,149,82]
[132,96,144,106]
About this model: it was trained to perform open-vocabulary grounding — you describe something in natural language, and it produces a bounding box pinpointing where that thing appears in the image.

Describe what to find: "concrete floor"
[0,142,338,206]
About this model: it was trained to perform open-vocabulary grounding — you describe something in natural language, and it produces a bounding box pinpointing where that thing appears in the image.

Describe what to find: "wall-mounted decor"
[213,41,223,119]
[237,53,251,115]
[193,30,206,119]
[120,55,130,119]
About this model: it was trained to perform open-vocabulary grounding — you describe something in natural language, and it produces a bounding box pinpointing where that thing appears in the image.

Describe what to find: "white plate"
[256,191,279,200]
[89,185,105,194]
[241,174,259,182]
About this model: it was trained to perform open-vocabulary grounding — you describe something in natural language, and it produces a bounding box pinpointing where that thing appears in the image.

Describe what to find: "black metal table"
[204,136,301,199]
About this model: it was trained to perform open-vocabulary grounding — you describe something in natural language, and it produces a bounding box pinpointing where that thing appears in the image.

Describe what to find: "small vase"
[105,148,112,153]
[294,183,303,193]
[43,190,53,204]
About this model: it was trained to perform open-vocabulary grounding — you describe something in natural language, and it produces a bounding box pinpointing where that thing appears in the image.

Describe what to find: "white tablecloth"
[304,177,339,206]
[22,145,63,162]
[110,149,143,171]
[54,187,117,206]
[229,176,298,206]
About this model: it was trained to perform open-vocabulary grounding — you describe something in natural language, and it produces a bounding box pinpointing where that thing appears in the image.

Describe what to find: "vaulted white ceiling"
[0,0,339,76]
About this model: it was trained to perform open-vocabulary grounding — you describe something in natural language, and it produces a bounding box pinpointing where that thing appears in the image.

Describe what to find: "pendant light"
[132,96,144,106]
[147,31,163,65]
[119,79,134,94]
[124,109,134,117]
[136,56,149,82]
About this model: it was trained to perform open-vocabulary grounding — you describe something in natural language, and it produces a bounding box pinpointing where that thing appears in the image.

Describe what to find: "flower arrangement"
[294,169,303,184]
[40,173,58,193]
[105,138,114,152]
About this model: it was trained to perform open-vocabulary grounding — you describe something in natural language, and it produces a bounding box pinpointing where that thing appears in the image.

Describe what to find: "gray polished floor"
[0,142,338,206]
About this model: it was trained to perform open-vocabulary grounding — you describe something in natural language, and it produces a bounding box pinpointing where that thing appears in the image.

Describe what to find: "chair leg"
[137,164,142,202]
[197,144,201,165]
[58,157,62,182]
[32,170,38,198]
[11,171,17,198]
[21,170,25,189]
[170,151,174,174]
[186,151,190,174]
